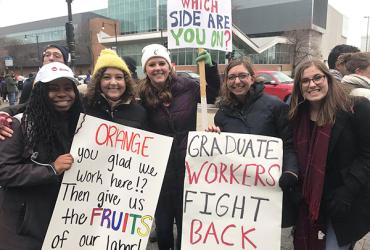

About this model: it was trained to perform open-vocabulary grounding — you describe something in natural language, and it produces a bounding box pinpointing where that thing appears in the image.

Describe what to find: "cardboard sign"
[182,132,283,250]
[42,114,173,249]
[167,0,232,51]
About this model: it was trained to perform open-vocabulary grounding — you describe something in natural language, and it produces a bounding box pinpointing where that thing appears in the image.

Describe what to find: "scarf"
[293,108,332,250]
[341,74,370,90]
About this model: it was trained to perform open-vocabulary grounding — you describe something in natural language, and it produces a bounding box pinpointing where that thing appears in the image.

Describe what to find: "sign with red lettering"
[42,114,173,249]
[167,0,232,51]
[182,132,283,250]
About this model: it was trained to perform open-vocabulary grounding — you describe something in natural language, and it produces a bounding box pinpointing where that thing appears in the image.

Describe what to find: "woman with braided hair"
[0,62,82,249]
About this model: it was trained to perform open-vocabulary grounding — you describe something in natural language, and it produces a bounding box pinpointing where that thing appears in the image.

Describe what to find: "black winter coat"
[83,95,148,130]
[215,82,298,174]
[0,118,71,250]
[214,82,299,227]
[144,71,220,193]
[145,77,199,193]
[320,98,370,245]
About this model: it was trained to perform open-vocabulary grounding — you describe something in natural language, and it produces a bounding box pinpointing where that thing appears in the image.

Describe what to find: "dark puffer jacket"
[144,70,220,193]
[214,82,299,226]
[145,76,199,192]
[0,118,71,250]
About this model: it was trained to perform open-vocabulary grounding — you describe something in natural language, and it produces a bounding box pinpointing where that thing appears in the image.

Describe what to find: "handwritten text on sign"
[182,132,283,250]
[167,0,232,51]
[42,114,173,250]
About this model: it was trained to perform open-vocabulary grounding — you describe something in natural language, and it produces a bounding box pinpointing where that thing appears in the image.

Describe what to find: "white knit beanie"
[141,44,171,72]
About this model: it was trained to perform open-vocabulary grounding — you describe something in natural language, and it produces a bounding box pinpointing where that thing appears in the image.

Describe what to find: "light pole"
[66,0,76,67]
[24,34,40,65]
[365,16,370,52]
[102,22,118,50]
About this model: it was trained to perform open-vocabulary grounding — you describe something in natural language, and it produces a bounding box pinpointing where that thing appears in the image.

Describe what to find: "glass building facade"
[104,0,291,66]
[5,26,67,45]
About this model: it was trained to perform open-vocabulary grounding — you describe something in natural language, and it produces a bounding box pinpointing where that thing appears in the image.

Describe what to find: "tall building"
[98,0,343,72]
[0,0,346,75]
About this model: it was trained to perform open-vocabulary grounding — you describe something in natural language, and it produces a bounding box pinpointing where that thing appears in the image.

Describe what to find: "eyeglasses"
[43,51,63,59]
[227,73,251,82]
[301,74,326,86]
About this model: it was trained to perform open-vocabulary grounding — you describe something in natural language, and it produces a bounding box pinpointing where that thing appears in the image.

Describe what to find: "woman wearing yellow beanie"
[84,49,147,128]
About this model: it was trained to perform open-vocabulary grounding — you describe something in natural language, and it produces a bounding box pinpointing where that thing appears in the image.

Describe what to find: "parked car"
[176,70,200,82]
[255,70,293,102]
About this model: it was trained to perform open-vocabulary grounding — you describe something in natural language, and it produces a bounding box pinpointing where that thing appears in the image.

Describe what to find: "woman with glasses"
[289,59,370,250]
[207,57,299,228]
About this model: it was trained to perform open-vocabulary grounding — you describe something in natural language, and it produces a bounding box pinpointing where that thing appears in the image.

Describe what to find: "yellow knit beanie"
[93,49,131,77]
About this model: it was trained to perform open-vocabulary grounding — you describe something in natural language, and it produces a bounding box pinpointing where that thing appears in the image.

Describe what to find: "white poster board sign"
[42,114,173,249]
[167,0,232,51]
[182,132,283,250]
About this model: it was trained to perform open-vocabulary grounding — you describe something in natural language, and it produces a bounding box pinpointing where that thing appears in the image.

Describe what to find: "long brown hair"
[137,68,176,109]
[86,67,135,106]
[216,57,256,107]
[289,59,353,126]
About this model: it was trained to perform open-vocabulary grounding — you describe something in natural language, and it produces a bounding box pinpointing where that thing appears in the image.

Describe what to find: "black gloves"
[279,171,298,191]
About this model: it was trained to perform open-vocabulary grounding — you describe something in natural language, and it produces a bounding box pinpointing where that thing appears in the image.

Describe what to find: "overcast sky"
[0,0,369,47]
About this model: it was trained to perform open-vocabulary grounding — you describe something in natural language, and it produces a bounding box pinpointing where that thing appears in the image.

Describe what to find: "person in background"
[19,72,35,104]
[341,52,370,99]
[19,44,70,104]
[138,44,220,250]
[0,76,6,103]
[42,44,69,65]
[84,70,91,84]
[289,59,370,250]
[123,56,138,81]
[327,44,360,81]
[0,62,82,249]
[5,72,18,106]
[206,57,299,228]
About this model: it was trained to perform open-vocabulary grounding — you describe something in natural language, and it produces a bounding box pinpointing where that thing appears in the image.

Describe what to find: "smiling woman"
[0,62,83,249]
[207,56,299,229]
[84,49,148,130]
[289,59,370,249]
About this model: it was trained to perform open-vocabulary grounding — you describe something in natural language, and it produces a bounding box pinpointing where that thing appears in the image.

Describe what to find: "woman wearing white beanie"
[138,44,220,250]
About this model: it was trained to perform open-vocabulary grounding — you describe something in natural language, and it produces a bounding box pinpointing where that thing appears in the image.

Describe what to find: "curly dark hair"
[22,81,82,161]
[86,67,135,107]
[137,69,176,110]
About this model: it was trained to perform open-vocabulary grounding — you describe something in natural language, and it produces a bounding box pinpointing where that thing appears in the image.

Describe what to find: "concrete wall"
[321,5,347,63]
[232,0,327,36]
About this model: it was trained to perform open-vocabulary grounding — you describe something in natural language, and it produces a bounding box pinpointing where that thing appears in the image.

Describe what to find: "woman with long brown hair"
[289,59,370,250]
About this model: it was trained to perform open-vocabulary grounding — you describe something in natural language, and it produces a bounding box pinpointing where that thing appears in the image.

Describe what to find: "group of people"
[0,72,18,106]
[0,42,369,250]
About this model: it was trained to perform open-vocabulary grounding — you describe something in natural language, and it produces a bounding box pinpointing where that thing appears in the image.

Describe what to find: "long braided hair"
[21,80,82,162]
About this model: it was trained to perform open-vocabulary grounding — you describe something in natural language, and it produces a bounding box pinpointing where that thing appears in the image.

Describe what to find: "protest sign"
[42,114,173,250]
[167,0,232,52]
[182,131,283,250]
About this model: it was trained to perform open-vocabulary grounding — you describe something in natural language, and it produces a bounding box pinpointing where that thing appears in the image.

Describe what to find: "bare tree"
[284,29,321,76]
[0,37,33,74]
